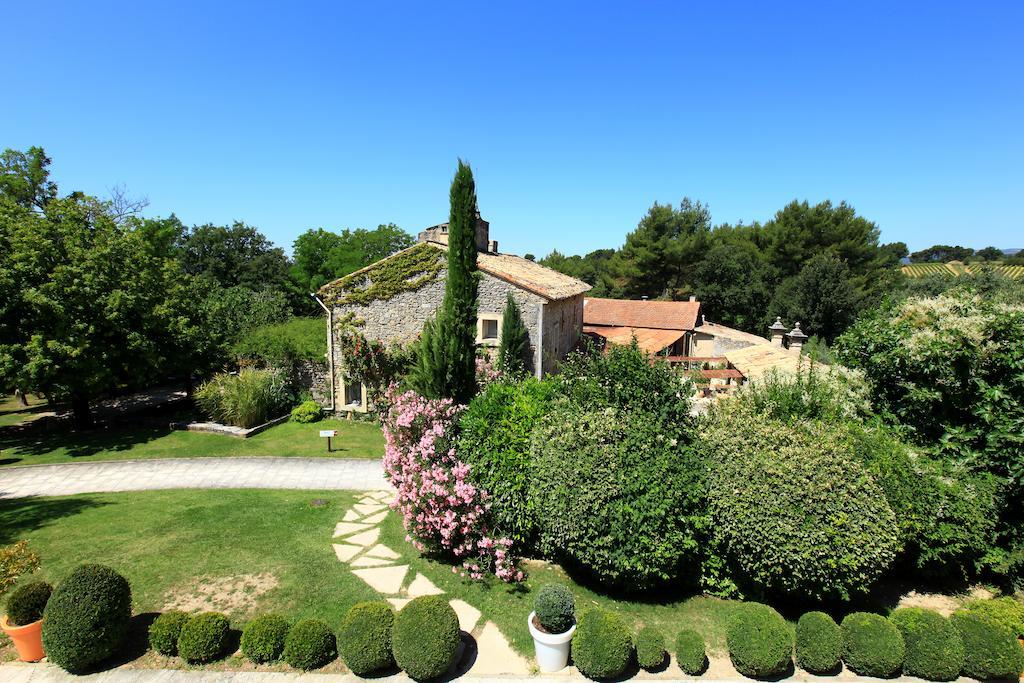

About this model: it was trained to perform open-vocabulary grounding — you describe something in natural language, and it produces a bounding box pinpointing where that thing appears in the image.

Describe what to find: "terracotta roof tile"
[584,297,701,330]
[583,325,686,354]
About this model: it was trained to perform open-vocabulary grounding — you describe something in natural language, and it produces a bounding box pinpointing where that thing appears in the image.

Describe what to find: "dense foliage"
[497,292,529,373]
[571,608,634,680]
[290,400,322,423]
[5,580,51,626]
[283,619,337,671]
[635,626,667,671]
[951,610,1024,680]
[240,613,290,664]
[177,612,230,664]
[195,368,291,428]
[840,612,905,678]
[959,597,1024,639]
[338,602,394,675]
[726,603,792,678]
[706,414,899,600]
[42,564,132,674]
[148,610,189,657]
[0,541,39,596]
[675,628,707,675]
[391,596,460,681]
[795,611,842,674]
[291,223,414,292]
[889,608,965,681]
[534,584,575,634]
[233,317,326,369]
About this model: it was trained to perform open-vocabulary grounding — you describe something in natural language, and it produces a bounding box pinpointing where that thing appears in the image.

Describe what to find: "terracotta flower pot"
[1,614,45,662]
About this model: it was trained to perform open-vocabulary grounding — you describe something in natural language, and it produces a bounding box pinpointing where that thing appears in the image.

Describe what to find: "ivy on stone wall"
[321,243,444,306]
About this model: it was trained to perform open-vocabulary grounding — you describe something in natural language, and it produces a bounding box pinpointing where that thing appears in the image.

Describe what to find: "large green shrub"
[960,597,1024,638]
[840,612,905,677]
[951,610,1024,680]
[675,628,707,675]
[177,612,230,664]
[283,618,337,671]
[338,601,394,675]
[5,580,51,626]
[636,626,667,671]
[530,405,705,591]
[726,603,792,678]
[148,610,189,656]
[571,608,633,680]
[457,377,555,548]
[889,608,964,681]
[795,611,841,674]
[41,564,132,674]
[729,364,871,424]
[232,317,326,368]
[195,368,290,428]
[534,584,574,634]
[392,596,460,681]
[241,613,290,664]
[290,400,322,424]
[706,415,899,600]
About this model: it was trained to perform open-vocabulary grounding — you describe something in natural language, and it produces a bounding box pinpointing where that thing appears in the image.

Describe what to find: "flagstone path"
[332,490,532,676]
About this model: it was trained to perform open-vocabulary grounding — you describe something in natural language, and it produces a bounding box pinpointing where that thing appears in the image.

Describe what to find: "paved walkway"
[0,458,387,499]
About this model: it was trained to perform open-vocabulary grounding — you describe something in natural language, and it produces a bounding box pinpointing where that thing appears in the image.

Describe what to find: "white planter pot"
[528,611,576,672]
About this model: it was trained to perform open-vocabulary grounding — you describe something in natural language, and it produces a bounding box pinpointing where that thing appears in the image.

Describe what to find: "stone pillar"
[786,322,808,352]
[769,317,787,346]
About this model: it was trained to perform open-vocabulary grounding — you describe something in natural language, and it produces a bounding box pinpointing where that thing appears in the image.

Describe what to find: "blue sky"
[5,1,1022,256]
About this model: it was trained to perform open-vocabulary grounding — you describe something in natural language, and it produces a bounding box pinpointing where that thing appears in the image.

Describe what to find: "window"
[476,313,503,346]
[482,318,499,340]
[343,381,363,408]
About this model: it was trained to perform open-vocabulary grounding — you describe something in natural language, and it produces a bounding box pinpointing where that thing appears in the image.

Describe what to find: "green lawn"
[0,417,384,467]
[0,488,744,668]
[0,394,49,429]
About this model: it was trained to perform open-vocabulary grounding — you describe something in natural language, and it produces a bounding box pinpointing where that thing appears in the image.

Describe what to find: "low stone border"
[170,414,290,438]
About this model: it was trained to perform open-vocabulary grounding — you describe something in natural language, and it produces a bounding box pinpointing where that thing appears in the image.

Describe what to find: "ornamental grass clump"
[534,584,574,633]
[283,618,337,670]
[889,608,964,681]
[148,610,189,656]
[795,611,841,674]
[841,612,905,677]
[177,612,230,664]
[381,386,522,581]
[195,368,290,428]
[675,628,707,675]
[42,564,132,674]
[5,580,51,626]
[241,613,290,664]
[636,626,667,671]
[726,603,792,678]
[338,601,394,675]
[391,596,460,681]
[951,610,1024,680]
[571,608,634,680]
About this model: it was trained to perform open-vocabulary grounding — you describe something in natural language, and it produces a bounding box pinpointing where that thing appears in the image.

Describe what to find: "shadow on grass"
[0,495,111,544]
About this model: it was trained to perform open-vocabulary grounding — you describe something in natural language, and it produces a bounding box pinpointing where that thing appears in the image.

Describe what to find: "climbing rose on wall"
[380,385,523,582]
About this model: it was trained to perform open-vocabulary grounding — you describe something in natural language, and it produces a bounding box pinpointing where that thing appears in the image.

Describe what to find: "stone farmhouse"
[317,215,591,412]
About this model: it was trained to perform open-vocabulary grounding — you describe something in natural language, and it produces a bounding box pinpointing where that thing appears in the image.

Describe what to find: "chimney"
[689,295,696,302]
[769,317,787,346]
[488,240,498,253]
[786,322,808,352]
[474,211,490,252]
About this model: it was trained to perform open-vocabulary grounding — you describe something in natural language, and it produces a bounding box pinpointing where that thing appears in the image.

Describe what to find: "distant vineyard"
[902,262,1024,279]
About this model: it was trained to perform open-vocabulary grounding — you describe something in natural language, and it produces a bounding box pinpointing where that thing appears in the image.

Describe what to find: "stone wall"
[291,359,330,407]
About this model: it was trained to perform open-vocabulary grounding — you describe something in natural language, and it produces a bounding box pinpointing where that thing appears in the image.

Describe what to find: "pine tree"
[498,292,529,374]
[409,160,479,402]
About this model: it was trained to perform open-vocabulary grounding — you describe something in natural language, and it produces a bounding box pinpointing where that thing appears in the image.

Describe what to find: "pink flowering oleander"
[475,356,502,387]
[381,384,524,582]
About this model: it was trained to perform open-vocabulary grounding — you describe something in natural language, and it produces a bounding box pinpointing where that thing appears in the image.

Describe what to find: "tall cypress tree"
[410,160,479,402]
[498,292,529,374]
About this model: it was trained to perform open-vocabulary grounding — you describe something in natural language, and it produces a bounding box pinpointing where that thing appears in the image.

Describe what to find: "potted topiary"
[1,581,52,662]
[528,584,576,672]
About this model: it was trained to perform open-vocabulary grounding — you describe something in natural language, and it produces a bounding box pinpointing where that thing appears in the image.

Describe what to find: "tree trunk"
[15,389,29,407]
[184,374,194,398]
[70,392,94,430]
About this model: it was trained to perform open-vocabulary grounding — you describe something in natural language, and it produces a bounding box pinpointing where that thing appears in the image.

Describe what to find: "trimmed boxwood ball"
[535,584,575,634]
[571,608,634,680]
[951,610,1024,680]
[241,613,290,664]
[889,608,964,681]
[284,618,337,671]
[392,596,460,680]
[676,628,707,675]
[841,612,905,677]
[149,610,189,656]
[5,580,52,626]
[726,603,792,678]
[636,626,667,671]
[339,601,394,675]
[796,611,841,674]
[42,563,132,674]
[178,612,230,664]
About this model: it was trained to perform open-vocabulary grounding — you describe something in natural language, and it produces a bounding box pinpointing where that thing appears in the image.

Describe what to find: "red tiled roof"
[700,368,744,380]
[583,325,686,354]
[584,297,701,331]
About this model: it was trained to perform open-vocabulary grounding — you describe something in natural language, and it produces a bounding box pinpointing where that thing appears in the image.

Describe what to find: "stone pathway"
[333,491,531,676]
[0,457,386,499]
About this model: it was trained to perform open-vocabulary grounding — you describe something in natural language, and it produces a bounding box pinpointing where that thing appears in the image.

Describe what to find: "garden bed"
[170,414,290,438]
